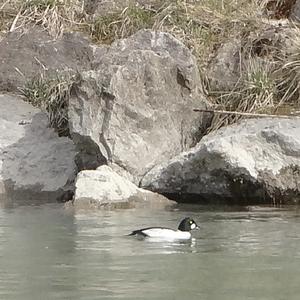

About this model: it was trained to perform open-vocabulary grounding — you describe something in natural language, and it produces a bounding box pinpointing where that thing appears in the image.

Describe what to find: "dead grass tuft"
[265,0,297,19]
[207,58,278,131]
[0,0,85,38]
[21,73,74,136]
[276,28,300,105]
[89,6,157,44]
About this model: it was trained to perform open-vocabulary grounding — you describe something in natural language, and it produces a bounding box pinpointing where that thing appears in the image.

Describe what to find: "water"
[0,203,300,300]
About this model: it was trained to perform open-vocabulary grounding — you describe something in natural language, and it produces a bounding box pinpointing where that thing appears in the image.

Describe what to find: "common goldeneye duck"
[128,217,199,240]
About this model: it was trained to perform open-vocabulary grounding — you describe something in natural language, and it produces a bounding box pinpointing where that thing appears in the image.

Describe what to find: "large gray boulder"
[71,165,175,209]
[141,118,300,204]
[0,28,94,92]
[69,29,207,183]
[0,94,77,203]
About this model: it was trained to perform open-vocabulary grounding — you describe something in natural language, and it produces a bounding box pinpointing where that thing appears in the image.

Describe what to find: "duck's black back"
[128,226,173,237]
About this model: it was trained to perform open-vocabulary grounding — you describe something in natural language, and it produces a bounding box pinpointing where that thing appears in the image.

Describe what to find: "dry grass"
[88,6,157,44]
[265,0,297,19]
[0,0,270,67]
[0,0,269,62]
[86,0,268,67]
[205,22,300,132]
[1,0,299,133]
[276,28,300,105]
[0,0,84,37]
[207,57,279,131]
[21,73,74,136]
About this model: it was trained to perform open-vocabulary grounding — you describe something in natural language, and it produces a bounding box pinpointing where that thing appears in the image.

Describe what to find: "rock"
[207,39,242,92]
[71,165,175,209]
[0,28,94,92]
[141,118,300,205]
[69,29,208,183]
[0,94,77,203]
[84,0,162,15]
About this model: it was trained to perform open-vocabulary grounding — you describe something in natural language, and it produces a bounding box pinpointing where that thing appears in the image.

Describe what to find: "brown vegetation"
[1,0,299,132]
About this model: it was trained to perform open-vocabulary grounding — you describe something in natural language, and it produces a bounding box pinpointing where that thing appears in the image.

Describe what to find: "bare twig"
[14,67,25,78]
[9,8,22,32]
[0,0,10,11]
[193,108,300,119]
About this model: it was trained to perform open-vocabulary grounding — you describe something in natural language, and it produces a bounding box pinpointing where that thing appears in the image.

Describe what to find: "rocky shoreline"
[0,0,300,207]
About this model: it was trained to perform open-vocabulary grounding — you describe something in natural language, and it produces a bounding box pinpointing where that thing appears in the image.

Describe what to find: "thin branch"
[193,108,300,119]
[9,8,22,32]
[0,0,10,11]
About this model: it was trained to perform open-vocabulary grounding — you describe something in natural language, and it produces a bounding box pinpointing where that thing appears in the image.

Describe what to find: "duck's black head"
[178,217,199,232]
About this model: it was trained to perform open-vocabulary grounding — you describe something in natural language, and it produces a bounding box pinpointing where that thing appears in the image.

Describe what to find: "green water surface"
[0,203,299,300]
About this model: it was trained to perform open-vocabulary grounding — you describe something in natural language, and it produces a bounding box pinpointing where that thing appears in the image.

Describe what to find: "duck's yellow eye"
[190,220,193,224]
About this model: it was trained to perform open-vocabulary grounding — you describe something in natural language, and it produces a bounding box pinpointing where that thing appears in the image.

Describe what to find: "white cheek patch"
[191,223,196,229]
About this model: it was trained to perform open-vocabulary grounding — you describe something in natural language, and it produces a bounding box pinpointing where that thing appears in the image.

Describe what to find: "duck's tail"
[126,231,137,236]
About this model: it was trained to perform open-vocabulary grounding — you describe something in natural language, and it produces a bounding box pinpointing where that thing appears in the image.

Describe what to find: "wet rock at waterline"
[0,28,94,92]
[70,165,175,209]
[0,94,77,202]
[69,29,208,183]
[141,118,300,204]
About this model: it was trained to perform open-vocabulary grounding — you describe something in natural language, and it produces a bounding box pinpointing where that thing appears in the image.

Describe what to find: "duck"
[128,217,199,240]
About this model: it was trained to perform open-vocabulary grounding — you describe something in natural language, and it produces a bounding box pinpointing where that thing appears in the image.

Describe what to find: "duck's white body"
[134,228,191,240]
[129,218,199,241]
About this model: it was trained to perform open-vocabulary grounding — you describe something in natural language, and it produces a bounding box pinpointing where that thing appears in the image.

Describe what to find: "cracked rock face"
[0,94,77,204]
[141,118,300,205]
[69,29,207,184]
